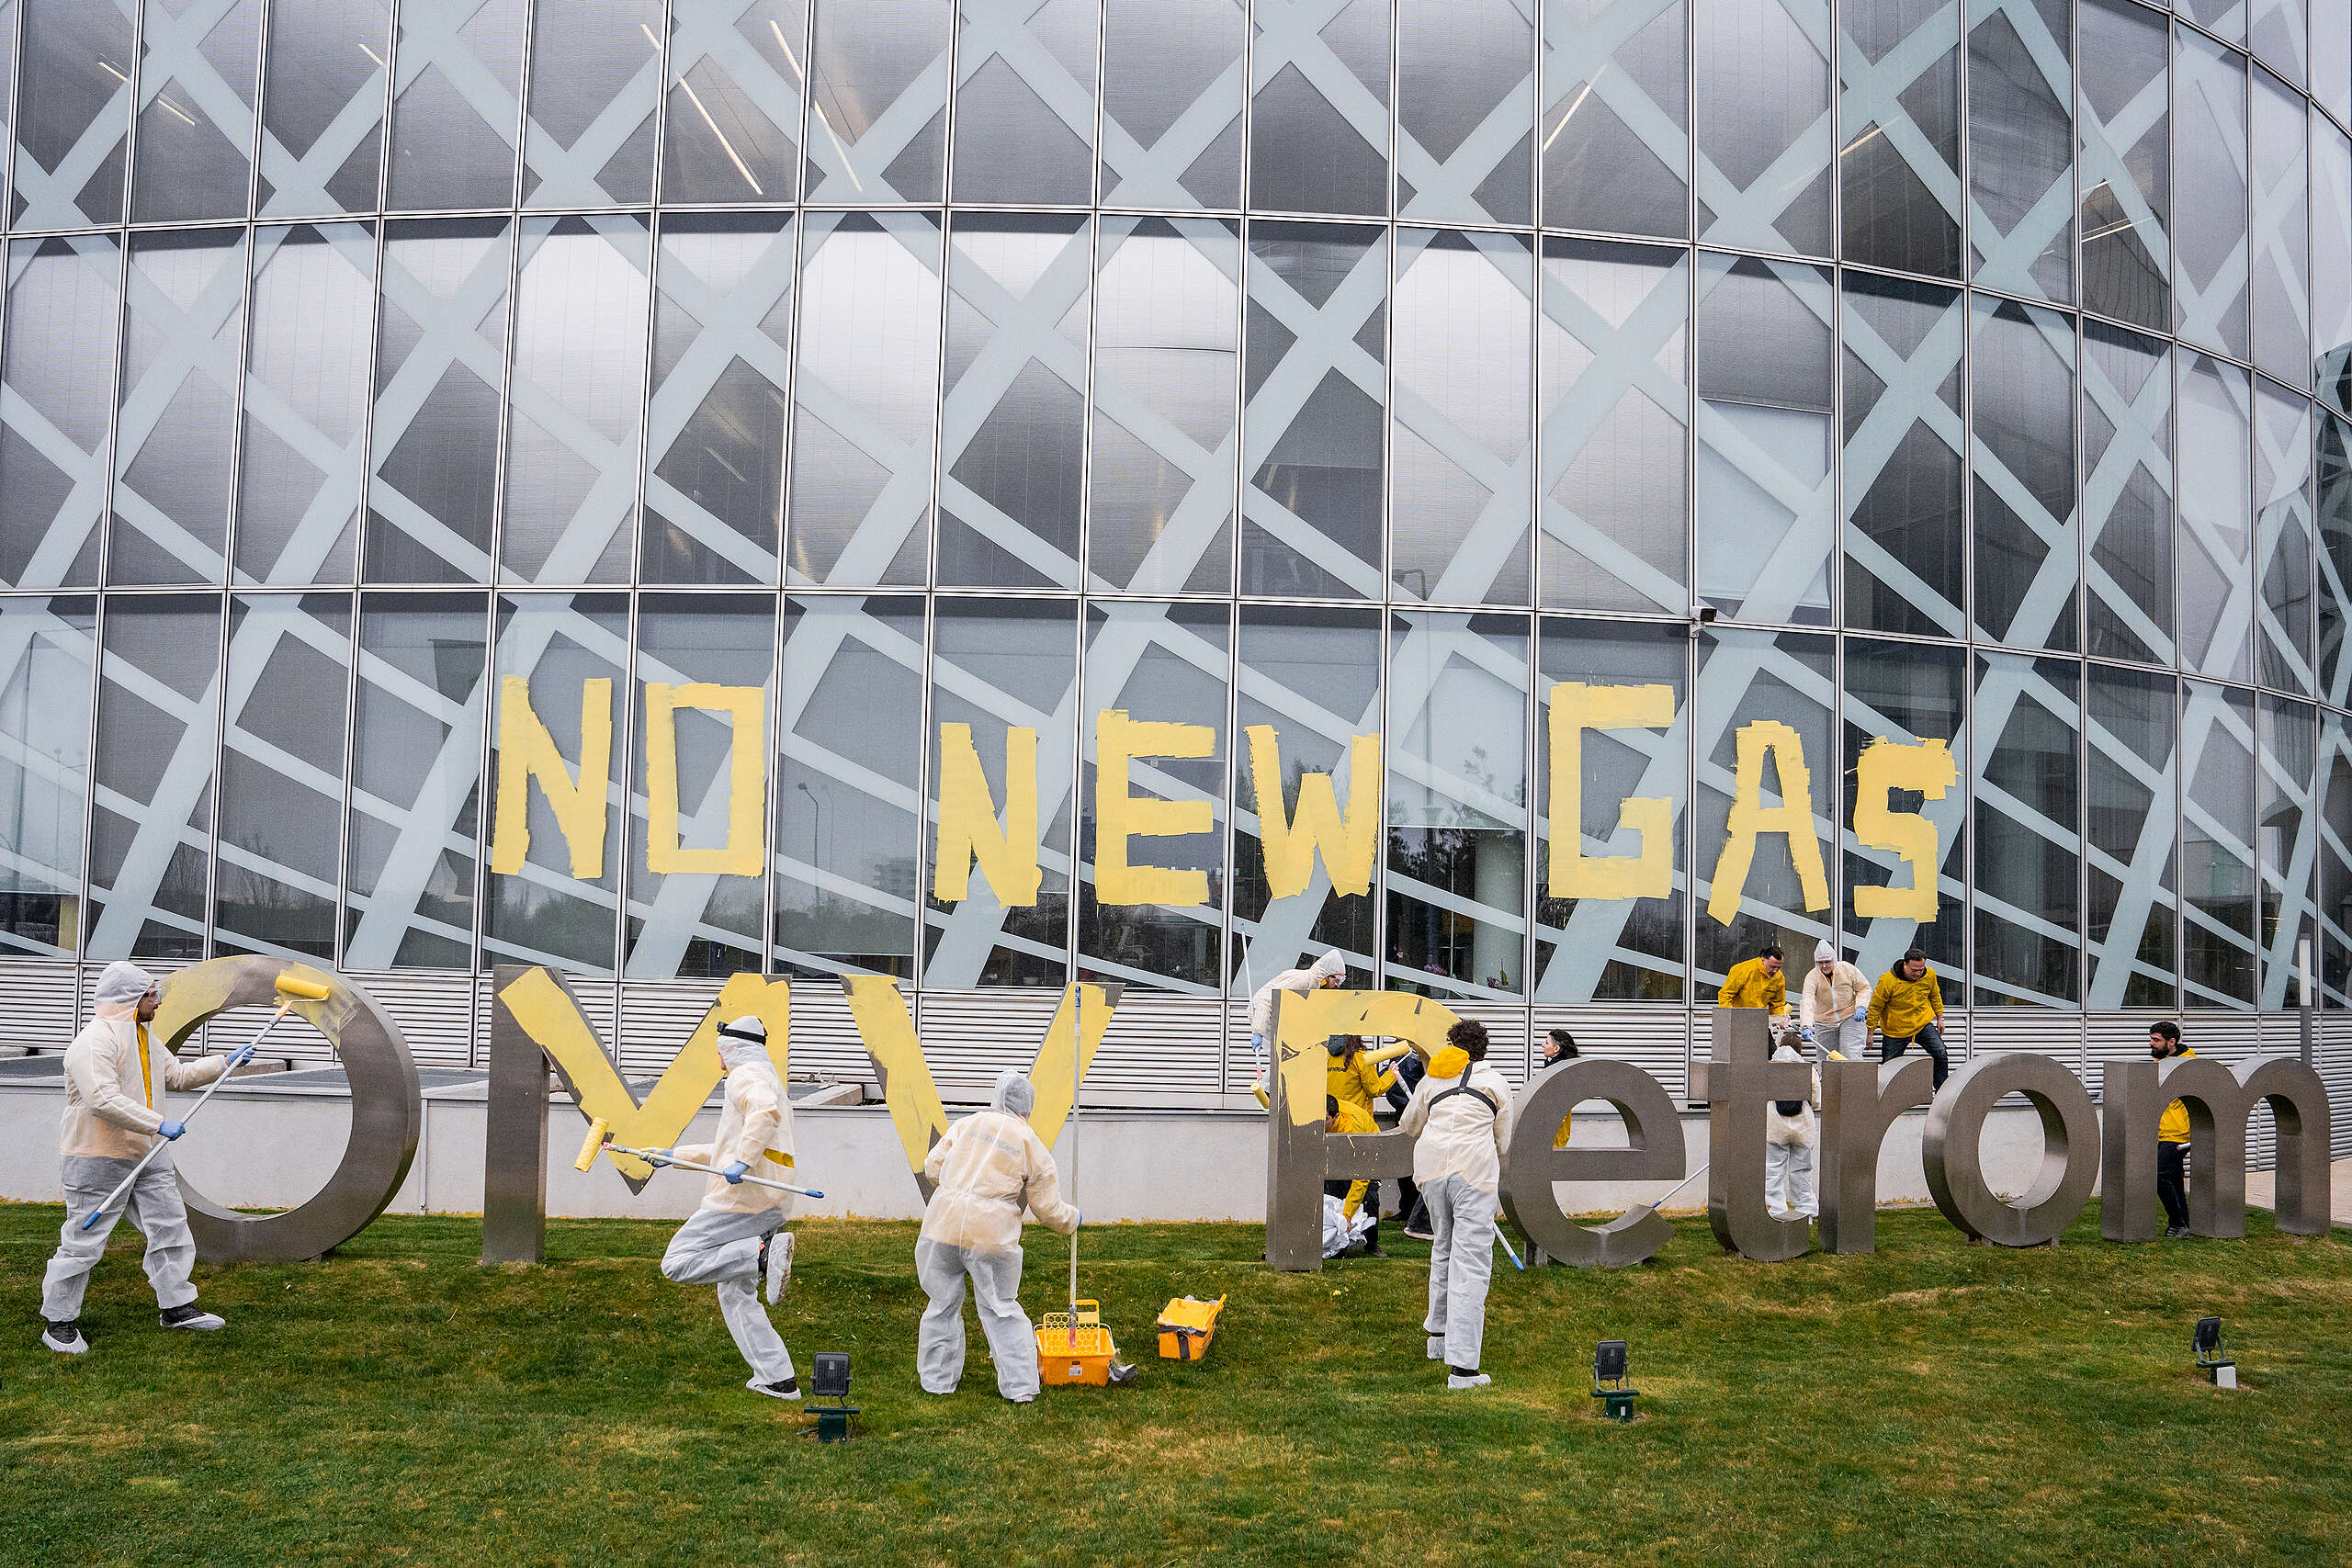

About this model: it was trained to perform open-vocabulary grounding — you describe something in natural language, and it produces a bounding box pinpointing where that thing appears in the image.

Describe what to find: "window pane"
[2177,352,2256,681]
[1839,0,1962,277]
[950,0,1096,204]
[1693,625,1835,984]
[1230,604,1380,990]
[2322,401,2352,702]
[2086,660,2177,1007]
[1392,229,1533,607]
[2251,0,2306,85]
[2082,321,2176,664]
[521,0,662,209]
[1694,253,1833,625]
[2175,28,2251,361]
[111,229,246,587]
[2315,115,2352,399]
[386,0,526,212]
[0,596,95,956]
[924,598,1077,988]
[0,235,120,591]
[643,211,793,585]
[238,223,375,586]
[804,0,952,203]
[1970,296,2078,651]
[2256,380,2316,692]
[500,214,651,585]
[2181,677,2257,1006]
[1842,273,1965,637]
[1078,600,1229,993]
[1099,0,1244,210]
[2317,0,2351,123]
[787,210,942,586]
[1540,0,1689,240]
[344,591,486,970]
[368,218,512,583]
[1533,617,1687,1002]
[2078,0,2170,333]
[1397,0,1534,228]
[624,593,774,977]
[1385,612,1530,998]
[2256,694,2316,1006]
[1973,651,2081,1006]
[485,593,626,975]
[1249,0,1390,217]
[1842,636,1965,980]
[1538,237,1688,614]
[1967,0,2074,302]
[257,0,390,218]
[775,594,922,979]
[2177,0,2246,47]
[1088,215,1239,595]
[130,0,261,223]
[88,593,220,960]
[13,0,134,230]
[1694,0,1831,254]
[2251,66,2312,388]
[215,593,349,958]
[1241,221,1387,598]
[937,213,1090,590]
[662,0,806,204]
[2320,710,2352,998]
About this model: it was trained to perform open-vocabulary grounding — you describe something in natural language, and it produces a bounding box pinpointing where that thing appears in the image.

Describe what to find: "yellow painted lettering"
[933,722,1042,906]
[1850,738,1957,921]
[491,675,613,880]
[1548,682,1676,900]
[1706,719,1830,926]
[643,682,767,877]
[1247,725,1378,898]
[1094,709,1213,907]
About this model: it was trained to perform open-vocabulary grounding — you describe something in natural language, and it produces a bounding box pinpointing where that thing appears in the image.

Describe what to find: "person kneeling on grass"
[914,1067,1080,1403]
[1322,1095,1382,1258]
[1399,1019,1518,1391]
[651,1015,801,1402]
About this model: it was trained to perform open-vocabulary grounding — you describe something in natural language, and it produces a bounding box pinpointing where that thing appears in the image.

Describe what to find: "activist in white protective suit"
[654,1015,801,1400]
[40,960,233,1354]
[1398,1017,1518,1391]
[1247,949,1348,1098]
[915,1066,1080,1402]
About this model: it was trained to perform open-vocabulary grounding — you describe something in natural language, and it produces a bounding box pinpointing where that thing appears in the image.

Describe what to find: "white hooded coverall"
[915,1067,1080,1401]
[658,1035,797,1386]
[1399,1051,1518,1374]
[42,961,226,1322]
[1247,950,1346,1070]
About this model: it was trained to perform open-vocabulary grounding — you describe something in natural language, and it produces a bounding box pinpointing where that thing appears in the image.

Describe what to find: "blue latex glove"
[1074,1210,1083,1228]
[228,1043,255,1069]
[158,1120,186,1140]
[721,1160,750,1185]
[643,1148,674,1168]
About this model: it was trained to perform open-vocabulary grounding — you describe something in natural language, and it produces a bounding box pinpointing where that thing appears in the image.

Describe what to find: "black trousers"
[1880,1021,1950,1089]
[2158,1140,2190,1230]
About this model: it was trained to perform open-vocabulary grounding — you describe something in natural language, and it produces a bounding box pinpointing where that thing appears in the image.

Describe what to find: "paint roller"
[83,970,334,1231]
[573,1115,824,1200]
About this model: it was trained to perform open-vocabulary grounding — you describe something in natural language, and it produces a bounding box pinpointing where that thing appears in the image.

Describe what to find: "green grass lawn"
[4,1201,2348,1567]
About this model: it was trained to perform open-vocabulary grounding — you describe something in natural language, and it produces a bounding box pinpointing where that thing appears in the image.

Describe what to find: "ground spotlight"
[2192,1317,2237,1388]
[1591,1340,1640,1422]
[808,1350,861,1442]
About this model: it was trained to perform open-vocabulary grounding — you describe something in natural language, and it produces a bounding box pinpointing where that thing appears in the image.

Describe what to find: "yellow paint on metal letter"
[933,722,1042,906]
[1246,725,1378,898]
[1706,719,1830,926]
[1273,988,1464,1125]
[1850,737,1956,921]
[643,682,767,877]
[501,967,787,1181]
[1023,984,1117,1148]
[491,675,613,879]
[1548,682,1676,899]
[1094,709,1213,907]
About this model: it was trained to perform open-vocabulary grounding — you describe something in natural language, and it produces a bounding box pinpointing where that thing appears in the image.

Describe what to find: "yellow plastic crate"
[1036,1299,1117,1386]
[1156,1294,1227,1362]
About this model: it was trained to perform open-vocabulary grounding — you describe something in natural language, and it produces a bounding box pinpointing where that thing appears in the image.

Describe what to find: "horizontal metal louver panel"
[346,970,477,1070]
[0,964,80,1052]
[1965,1009,2084,1075]
[911,990,1062,1101]
[616,979,724,1077]
[1088,994,1224,1103]
[1534,1007,1688,1102]
[782,983,872,1086]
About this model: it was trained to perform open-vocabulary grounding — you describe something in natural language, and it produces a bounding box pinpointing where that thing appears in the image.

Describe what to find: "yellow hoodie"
[1867,966,1944,1040]
[1717,957,1789,1016]
[2159,1049,2198,1144]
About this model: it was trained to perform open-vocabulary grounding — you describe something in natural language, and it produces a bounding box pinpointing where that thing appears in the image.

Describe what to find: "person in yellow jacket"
[1717,944,1790,1018]
[1867,947,1948,1088]
[40,961,234,1354]
[1327,1034,1400,1114]
[2149,1021,2195,1236]
[1322,1096,1382,1256]
[653,1015,802,1400]
[1540,1029,1578,1148]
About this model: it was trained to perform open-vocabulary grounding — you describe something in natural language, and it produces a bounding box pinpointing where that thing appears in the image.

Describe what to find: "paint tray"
[1155,1294,1227,1361]
[1037,1299,1117,1386]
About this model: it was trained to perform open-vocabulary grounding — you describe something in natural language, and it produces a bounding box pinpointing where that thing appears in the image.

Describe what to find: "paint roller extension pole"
[1069,984,1080,1348]
[576,1119,825,1200]
[82,972,332,1231]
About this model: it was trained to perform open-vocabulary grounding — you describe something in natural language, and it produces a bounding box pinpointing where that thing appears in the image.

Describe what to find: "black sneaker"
[41,1320,88,1355]
[2165,1224,2191,1239]
[158,1302,226,1331]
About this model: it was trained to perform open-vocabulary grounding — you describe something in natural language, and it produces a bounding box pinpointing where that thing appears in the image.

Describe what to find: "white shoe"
[1426,1335,1445,1360]
[764,1230,794,1306]
[1446,1371,1492,1391]
[41,1321,88,1355]
[746,1376,801,1400]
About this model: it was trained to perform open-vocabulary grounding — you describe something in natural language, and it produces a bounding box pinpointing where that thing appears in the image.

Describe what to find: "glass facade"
[0,0,2348,1090]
